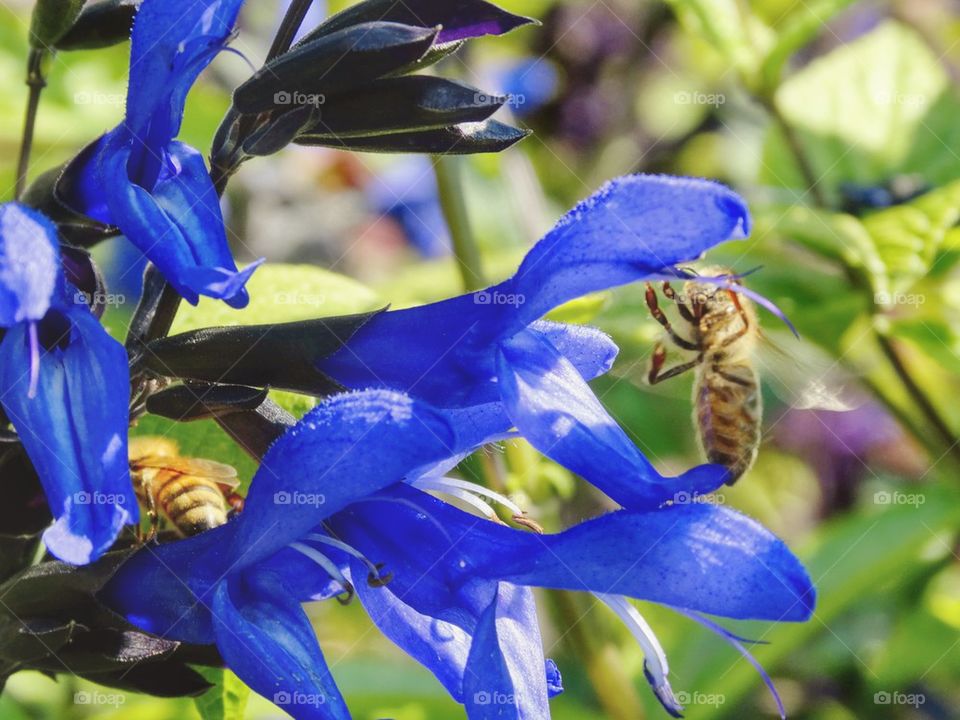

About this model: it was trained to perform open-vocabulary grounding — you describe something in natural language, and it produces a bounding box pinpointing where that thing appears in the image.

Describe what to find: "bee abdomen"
[694,363,762,483]
[154,472,229,536]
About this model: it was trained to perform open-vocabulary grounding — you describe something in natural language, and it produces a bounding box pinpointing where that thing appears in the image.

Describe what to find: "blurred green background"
[5,0,960,718]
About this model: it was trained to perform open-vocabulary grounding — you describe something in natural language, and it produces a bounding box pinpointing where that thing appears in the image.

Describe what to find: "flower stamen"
[412,475,542,532]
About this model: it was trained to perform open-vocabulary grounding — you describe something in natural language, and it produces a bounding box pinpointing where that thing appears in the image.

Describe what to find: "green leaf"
[665,0,768,79]
[764,21,960,199]
[172,263,382,333]
[759,0,859,91]
[193,667,251,720]
[863,179,960,295]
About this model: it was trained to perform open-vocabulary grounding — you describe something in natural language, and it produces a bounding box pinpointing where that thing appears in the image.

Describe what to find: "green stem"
[15,49,47,200]
[434,155,486,291]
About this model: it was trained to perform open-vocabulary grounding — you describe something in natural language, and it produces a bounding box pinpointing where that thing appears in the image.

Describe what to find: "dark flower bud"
[55,0,142,52]
[29,0,86,48]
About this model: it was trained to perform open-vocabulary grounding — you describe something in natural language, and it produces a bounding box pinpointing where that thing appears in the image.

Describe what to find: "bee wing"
[133,456,241,487]
[758,331,861,412]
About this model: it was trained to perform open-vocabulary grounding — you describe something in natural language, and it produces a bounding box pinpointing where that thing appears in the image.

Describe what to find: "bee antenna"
[736,265,764,279]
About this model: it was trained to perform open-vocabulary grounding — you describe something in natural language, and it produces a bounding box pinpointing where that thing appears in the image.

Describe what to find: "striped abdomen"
[693,361,762,483]
[136,467,229,537]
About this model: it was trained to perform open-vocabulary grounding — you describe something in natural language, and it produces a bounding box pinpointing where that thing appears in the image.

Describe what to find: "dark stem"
[267,0,315,62]
[757,94,829,207]
[15,49,47,200]
[875,329,960,463]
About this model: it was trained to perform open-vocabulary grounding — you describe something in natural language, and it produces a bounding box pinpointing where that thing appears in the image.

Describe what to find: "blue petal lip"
[496,329,727,509]
[212,572,351,720]
[0,303,136,564]
[0,203,62,325]
[98,137,257,306]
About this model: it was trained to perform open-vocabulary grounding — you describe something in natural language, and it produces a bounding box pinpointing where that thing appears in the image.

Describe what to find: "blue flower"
[65,0,260,307]
[0,203,135,564]
[104,389,813,718]
[317,174,751,506]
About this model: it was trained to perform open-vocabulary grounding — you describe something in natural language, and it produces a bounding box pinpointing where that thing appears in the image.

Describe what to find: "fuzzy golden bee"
[128,437,243,538]
[645,267,761,483]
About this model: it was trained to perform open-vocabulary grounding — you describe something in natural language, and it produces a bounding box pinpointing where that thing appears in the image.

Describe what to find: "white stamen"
[596,593,683,716]
[290,542,351,592]
[306,533,382,578]
[413,475,525,517]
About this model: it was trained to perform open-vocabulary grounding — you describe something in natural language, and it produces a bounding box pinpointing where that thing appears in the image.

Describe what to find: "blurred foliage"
[7,0,960,718]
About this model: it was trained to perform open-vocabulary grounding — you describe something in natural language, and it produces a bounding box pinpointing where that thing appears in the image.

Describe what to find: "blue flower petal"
[229,390,459,570]
[492,503,816,622]
[493,175,750,339]
[463,582,549,720]
[0,203,61,325]
[496,330,727,508]
[352,560,473,701]
[545,659,563,698]
[336,486,814,622]
[100,137,257,306]
[212,572,350,720]
[527,319,618,382]
[126,0,245,162]
[0,304,135,564]
[318,303,618,409]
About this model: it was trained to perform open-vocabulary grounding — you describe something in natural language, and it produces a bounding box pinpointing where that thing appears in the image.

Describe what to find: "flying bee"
[644,267,856,484]
[644,267,760,483]
[128,436,242,539]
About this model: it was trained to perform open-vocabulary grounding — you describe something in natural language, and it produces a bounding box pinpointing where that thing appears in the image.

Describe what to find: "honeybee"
[644,267,762,483]
[128,437,243,539]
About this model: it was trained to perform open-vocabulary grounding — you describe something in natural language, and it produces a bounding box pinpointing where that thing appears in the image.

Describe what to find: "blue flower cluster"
[1,0,815,718]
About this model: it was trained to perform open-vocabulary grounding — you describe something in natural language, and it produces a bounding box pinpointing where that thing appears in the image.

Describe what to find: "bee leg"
[648,342,700,384]
[645,283,697,351]
[721,291,751,347]
[662,282,696,323]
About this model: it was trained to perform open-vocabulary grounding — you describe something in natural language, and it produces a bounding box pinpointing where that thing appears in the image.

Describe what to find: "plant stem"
[15,49,47,200]
[756,94,828,207]
[267,0,315,62]
[874,328,960,463]
[434,155,486,291]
